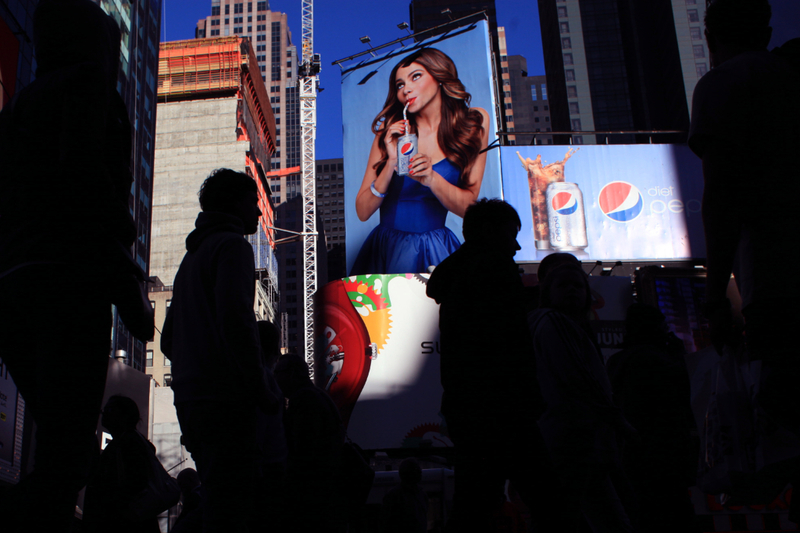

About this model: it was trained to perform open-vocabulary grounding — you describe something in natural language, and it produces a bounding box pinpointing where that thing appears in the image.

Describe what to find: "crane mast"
[299,0,320,377]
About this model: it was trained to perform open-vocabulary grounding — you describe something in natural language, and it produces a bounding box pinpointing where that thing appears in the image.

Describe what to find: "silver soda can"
[545,182,588,250]
[396,133,418,176]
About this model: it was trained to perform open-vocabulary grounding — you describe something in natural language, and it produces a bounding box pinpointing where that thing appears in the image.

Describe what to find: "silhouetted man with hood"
[162,169,280,532]
[427,199,560,532]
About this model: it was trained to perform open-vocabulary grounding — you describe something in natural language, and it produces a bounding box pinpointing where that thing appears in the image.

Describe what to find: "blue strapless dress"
[350,159,462,275]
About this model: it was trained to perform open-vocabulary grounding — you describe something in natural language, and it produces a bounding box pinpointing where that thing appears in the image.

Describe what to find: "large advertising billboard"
[502,145,705,262]
[342,20,502,276]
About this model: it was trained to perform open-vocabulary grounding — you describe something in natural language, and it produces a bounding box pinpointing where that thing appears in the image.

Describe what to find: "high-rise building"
[507,56,552,146]
[538,0,699,145]
[266,165,327,356]
[99,0,161,370]
[151,36,279,323]
[316,158,346,280]
[196,1,300,170]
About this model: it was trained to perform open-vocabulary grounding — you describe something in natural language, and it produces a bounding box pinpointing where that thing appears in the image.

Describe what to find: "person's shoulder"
[471,106,490,124]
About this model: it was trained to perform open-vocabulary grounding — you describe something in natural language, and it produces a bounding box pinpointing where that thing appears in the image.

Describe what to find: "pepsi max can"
[396,133,418,176]
[545,182,588,250]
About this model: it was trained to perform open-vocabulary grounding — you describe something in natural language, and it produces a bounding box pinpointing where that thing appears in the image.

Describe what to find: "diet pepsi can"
[545,182,588,250]
[396,133,418,176]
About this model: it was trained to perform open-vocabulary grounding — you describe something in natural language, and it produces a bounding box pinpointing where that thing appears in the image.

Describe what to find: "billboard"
[341,20,502,275]
[501,145,705,262]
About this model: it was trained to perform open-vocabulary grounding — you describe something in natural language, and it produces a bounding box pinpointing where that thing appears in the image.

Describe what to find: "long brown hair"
[371,48,485,186]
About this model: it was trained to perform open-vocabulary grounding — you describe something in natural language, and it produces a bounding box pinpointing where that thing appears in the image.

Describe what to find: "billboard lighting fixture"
[441,8,453,20]
[397,22,413,36]
[359,35,371,44]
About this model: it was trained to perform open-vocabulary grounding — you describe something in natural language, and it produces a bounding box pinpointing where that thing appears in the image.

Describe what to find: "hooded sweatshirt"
[162,212,278,411]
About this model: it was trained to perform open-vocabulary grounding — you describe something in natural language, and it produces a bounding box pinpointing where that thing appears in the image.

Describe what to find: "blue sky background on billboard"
[160,0,544,159]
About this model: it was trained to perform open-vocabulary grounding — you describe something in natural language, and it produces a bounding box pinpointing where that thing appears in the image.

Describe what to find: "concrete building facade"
[151,36,279,323]
[196,1,300,171]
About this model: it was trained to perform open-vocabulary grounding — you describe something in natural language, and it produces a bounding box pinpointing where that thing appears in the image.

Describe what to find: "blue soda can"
[546,182,588,250]
[396,133,418,176]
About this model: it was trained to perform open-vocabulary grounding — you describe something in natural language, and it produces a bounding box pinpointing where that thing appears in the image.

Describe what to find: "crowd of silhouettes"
[4,0,800,531]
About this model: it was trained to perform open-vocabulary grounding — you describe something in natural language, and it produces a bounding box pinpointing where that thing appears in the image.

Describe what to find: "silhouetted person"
[525,252,582,312]
[83,395,162,533]
[689,0,800,432]
[174,468,202,529]
[427,199,562,532]
[251,321,288,533]
[161,169,281,532]
[273,354,345,532]
[607,304,697,532]
[0,1,153,531]
[528,264,636,532]
[381,458,428,533]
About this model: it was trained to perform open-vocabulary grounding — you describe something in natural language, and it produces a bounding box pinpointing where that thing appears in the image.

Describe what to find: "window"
[563,53,573,65]
[164,356,171,367]
[560,22,570,34]
[569,102,580,115]
[565,69,575,81]
[257,1,267,11]
[211,6,220,16]
[248,2,253,12]
[534,117,540,123]
[146,350,153,367]
[257,24,266,31]
[686,0,697,3]
[534,105,538,111]
[149,300,155,309]
[561,37,572,49]
[571,119,582,131]
[257,14,266,21]
[690,27,702,40]
[687,9,699,22]
[164,374,172,387]
[166,299,172,308]
[541,84,547,99]
[558,6,568,17]
[545,116,550,122]
[696,62,708,77]
[210,29,220,36]
[573,136,583,145]
[257,34,266,41]
[233,27,243,34]
[234,16,243,23]
[225,4,230,14]
[234,3,243,14]
[211,18,220,26]
[567,85,578,98]
[693,44,705,58]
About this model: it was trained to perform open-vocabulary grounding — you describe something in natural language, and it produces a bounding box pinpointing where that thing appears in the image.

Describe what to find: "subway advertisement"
[341,19,502,276]
[501,144,706,262]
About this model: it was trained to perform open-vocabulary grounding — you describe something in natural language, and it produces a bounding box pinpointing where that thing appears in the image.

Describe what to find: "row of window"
[145,350,170,367]
[212,2,266,16]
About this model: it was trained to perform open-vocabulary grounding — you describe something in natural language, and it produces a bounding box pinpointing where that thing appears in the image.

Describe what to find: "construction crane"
[298,0,321,378]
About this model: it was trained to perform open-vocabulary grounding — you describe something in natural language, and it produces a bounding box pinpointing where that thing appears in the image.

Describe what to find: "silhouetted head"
[198,169,261,234]
[101,395,140,436]
[34,0,121,88]
[623,303,670,347]
[398,458,423,487]
[705,0,772,66]
[258,321,281,370]
[537,253,581,284]
[539,264,592,319]
[274,354,312,397]
[462,199,521,258]
[176,468,201,496]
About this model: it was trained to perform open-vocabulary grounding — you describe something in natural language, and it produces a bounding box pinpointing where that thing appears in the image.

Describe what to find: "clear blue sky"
[160,0,545,159]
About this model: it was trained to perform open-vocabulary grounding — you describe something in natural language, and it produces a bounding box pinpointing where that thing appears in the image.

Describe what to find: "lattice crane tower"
[299,0,321,377]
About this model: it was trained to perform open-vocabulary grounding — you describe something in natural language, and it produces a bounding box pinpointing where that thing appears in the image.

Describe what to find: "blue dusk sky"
[159,0,545,159]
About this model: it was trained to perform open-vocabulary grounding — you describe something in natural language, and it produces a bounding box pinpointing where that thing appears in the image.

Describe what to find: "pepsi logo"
[599,181,643,222]
[400,142,415,156]
[551,191,578,215]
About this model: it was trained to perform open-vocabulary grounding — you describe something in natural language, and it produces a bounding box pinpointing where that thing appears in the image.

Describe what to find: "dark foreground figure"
[427,199,565,532]
[162,169,281,533]
[0,1,152,530]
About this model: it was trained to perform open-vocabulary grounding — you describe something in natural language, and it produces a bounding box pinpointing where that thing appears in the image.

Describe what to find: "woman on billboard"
[351,48,489,275]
